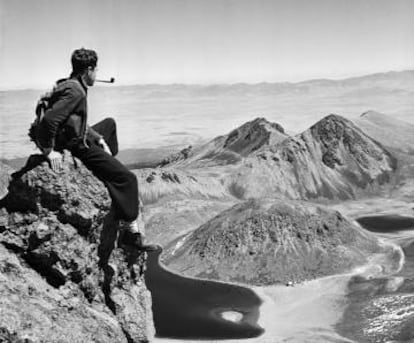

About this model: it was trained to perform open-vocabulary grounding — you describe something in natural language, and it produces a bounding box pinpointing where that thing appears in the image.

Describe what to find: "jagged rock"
[0,153,154,342]
[0,244,127,343]
[164,198,386,285]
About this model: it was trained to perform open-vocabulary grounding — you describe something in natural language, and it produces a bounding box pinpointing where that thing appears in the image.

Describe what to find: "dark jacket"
[37,76,102,151]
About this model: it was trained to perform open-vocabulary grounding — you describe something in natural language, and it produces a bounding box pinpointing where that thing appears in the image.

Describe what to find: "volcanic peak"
[164,197,383,285]
[306,113,391,169]
[159,117,288,167]
[221,117,286,156]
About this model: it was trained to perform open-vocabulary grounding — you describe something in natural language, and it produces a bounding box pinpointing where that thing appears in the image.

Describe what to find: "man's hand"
[98,138,111,155]
[46,150,63,171]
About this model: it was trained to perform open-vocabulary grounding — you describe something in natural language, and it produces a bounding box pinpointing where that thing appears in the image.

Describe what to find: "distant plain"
[1,70,413,161]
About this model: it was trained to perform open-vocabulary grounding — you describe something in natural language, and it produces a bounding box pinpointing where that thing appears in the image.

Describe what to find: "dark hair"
[71,48,98,74]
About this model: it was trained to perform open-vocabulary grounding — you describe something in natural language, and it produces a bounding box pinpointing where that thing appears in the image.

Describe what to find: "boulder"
[0,153,154,342]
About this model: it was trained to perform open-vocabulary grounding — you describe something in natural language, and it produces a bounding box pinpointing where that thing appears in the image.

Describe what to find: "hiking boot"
[119,220,161,252]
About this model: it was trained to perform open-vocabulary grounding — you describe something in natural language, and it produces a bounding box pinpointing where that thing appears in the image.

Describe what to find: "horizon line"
[1,68,413,92]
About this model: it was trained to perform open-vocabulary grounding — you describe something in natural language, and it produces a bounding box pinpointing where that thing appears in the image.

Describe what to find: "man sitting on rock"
[36,48,158,252]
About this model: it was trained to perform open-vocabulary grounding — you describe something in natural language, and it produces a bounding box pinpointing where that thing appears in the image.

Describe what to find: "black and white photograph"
[1,0,414,342]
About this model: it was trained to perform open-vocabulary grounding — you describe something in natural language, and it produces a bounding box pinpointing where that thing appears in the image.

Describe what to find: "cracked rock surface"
[0,153,154,343]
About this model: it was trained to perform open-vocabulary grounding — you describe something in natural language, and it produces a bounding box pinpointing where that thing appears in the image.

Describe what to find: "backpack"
[28,91,53,152]
[28,78,77,152]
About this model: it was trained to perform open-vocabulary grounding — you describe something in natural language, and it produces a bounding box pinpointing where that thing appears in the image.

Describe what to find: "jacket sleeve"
[38,85,83,150]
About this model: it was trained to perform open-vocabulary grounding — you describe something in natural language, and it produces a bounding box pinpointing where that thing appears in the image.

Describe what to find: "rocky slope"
[133,168,238,247]
[353,111,414,154]
[0,153,154,342]
[135,168,230,205]
[163,197,385,285]
[142,198,238,247]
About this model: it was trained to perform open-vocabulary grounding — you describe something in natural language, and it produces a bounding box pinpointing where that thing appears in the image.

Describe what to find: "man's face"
[85,66,97,86]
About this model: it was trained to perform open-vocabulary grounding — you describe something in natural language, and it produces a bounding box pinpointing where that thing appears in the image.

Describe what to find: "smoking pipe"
[96,77,115,83]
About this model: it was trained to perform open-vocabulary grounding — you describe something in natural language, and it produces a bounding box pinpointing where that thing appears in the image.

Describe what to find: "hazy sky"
[0,0,413,89]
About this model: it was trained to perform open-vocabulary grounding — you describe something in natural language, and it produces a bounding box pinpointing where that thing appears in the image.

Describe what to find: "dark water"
[336,215,414,343]
[357,215,414,233]
[145,248,264,340]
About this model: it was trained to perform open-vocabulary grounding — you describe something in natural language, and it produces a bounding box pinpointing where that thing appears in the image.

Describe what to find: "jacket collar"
[69,73,88,93]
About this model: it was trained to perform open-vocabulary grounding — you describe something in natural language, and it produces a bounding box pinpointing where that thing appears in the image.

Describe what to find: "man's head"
[71,48,98,86]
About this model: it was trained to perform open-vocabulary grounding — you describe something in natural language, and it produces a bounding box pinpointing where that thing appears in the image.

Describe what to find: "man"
[37,48,158,252]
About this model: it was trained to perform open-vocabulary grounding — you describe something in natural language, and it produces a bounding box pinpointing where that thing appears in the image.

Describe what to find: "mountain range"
[92,70,414,98]
[153,113,398,201]
[134,111,414,283]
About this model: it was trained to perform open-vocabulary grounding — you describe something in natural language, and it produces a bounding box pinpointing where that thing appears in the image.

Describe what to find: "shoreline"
[335,218,414,343]
[146,248,264,341]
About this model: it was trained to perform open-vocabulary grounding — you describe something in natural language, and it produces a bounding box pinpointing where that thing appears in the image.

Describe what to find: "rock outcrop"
[0,153,154,342]
[164,197,385,285]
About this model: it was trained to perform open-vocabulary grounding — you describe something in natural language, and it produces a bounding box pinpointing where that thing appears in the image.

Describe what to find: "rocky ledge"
[0,153,154,343]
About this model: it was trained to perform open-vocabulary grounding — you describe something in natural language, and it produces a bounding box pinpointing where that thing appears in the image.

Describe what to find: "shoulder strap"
[57,78,87,97]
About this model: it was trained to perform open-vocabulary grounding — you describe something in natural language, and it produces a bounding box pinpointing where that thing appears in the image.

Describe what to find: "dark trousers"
[71,117,139,221]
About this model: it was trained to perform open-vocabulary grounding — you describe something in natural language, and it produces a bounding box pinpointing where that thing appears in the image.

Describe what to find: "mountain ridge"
[156,113,397,201]
[3,69,413,92]
[159,117,288,168]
